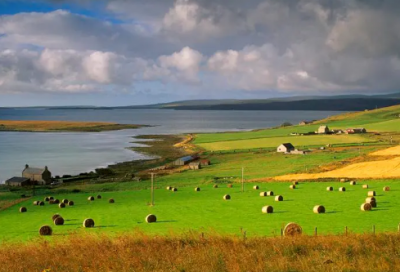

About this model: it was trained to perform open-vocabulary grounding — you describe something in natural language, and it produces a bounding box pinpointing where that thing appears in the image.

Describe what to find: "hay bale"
[49,200,55,205]
[262,206,273,214]
[383,186,390,192]
[293,181,299,185]
[339,187,346,192]
[54,217,64,226]
[172,188,178,192]
[166,186,171,190]
[362,184,369,189]
[33,201,39,205]
[62,199,68,204]
[97,195,102,199]
[39,201,45,206]
[253,185,259,190]
[223,194,231,200]
[227,184,233,188]
[283,222,302,236]
[350,181,356,185]
[39,225,52,236]
[267,191,274,196]
[194,187,200,192]
[49,196,54,200]
[313,205,326,214]
[340,178,347,183]
[367,191,376,197]
[326,187,333,191]
[88,196,94,201]
[213,184,218,188]
[275,195,283,202]
[260,192,267,197]
[83,218,95,228]
[366,197,377,207]
[361,203,372,211]
[68,201,74,206]
[146,214,157,223]
[109,198,115,203]
[290,185,296,189]
[52,214,61,221]
[44,197,50,202]
[59,203,65,209]
[19,207,27,213]
[54,199,60,204]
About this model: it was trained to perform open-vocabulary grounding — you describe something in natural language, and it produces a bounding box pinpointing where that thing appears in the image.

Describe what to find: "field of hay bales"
[2,180,400,242]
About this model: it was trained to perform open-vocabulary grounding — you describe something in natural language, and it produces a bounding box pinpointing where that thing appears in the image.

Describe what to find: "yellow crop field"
[370,145,400,156]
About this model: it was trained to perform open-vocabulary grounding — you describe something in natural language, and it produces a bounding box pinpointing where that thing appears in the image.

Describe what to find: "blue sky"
[0,0,399,106]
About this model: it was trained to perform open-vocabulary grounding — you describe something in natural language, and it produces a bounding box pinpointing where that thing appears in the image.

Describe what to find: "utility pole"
[151,173,155,206]
[241,167,244,193]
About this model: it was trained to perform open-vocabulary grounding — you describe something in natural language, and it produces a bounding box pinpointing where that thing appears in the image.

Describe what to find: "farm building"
[189,162,201,170]
[200,159,211,166]
[317,125,330,134]
[277,143,295,153]
[346,128,367,134]
[299,121,311,125]
[174,156,197,166]
[5,177,30,187]
[332,129,344,134]
[22,164,52,185]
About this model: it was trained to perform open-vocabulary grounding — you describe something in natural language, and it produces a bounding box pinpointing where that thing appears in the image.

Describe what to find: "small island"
[0,120,147,132]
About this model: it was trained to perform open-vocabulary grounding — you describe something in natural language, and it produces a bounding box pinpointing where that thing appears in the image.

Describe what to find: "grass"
[0,120,145,132]
[1,179,400,242]
[2,232,400,272]
[197,134,371,151]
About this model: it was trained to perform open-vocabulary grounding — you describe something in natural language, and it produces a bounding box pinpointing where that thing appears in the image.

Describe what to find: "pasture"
[2,180,400,242]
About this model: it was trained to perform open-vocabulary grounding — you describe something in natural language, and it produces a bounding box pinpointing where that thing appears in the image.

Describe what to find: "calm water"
[0,109,343,183]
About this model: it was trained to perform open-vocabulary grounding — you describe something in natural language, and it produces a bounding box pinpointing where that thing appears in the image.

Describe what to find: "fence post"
[314,227,318,236]
[345,226,348,236]
[373,225,375,235]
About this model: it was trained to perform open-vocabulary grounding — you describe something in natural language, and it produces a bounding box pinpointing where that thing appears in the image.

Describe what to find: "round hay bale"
[223,194,231,200]
[326,186,333,191]
[275,195,283,202]
[44,197,50,202]
[109,198,115,203]
[253,185,259,190]
[83,218,95,228]
[62,199,68,204]
[227,184,233,188]
[267,191,274,196]
[172,188,178,192]
[365,197,377,207]
[293,181,299,185]
[283,222,302,236]
[39,225,52,236]
[313,205,325,214]
[146,214,157,223]
[350,181,356,186]
[260,192,267,197]
[49,200,55,205]
[262,206,273,214]
[339,187,346,192]
[290,185,296,189]
[194,187,200,192]
[362,184,369,189]
[68,201,74,206]
[367,191,376,197]
[33,201,39,205]
[340,178,347,183]
[49,196,54,200]
[19,207,27,213]
[383,186,390,192]
[88,196,94,201]
[52,214,61,221]
[59,203,65,209]
[54,199,60,204]
[39,201,45,206]
[97,195,102,199]
[213,184,218,188]
[54,217,64,226]
[361,203,372,211]
[166,186,171,190]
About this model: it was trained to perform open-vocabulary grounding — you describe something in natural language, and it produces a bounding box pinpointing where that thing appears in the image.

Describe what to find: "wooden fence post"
[314,227,318,236]
[345,226,348,236]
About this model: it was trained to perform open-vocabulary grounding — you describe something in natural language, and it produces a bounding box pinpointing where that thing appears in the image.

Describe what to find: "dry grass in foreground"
[0,120,143,132]
[1,232,400,272]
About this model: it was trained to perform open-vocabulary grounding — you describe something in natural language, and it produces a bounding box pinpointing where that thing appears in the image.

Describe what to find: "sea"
[0,108,344,183]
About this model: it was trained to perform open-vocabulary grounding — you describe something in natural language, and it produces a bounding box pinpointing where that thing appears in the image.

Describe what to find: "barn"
[5,177,31,187]
[189,162,201,170]
[22,164,52,185]
[277,143,295,153]
[317,125,330,134]
[174,156,196,166]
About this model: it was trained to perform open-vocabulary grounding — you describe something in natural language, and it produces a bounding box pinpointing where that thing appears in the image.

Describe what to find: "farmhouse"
[22,164,52,185]
[277,143,295,153]
[317,125,330,134]
[174,156,197,166]
[189,162,201,170]
[5,177,30,187]
[346,128,367,134]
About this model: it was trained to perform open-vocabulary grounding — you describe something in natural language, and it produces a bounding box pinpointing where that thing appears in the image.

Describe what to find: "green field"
[1,180,399,242]
[198,134,371,151]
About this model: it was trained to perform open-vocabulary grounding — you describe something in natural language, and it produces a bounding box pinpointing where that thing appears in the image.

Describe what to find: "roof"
[23,167,45,175]
[280,143,295,149]
[177,156,195,162]
[6,177,30,184]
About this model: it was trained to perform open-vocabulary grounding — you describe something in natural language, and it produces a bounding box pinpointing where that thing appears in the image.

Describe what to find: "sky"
[0,0,399,106]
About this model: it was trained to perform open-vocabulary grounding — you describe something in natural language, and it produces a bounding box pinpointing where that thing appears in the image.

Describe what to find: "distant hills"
[5,92,400,111]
